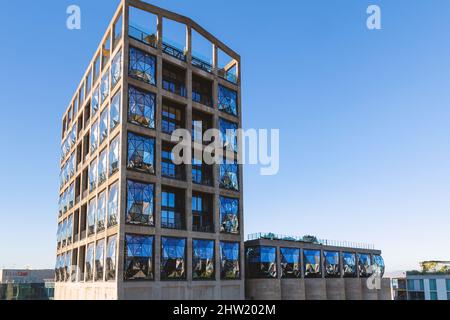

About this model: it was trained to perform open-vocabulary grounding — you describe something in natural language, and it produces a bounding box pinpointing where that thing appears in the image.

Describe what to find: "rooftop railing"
[247,232,375,250]
[192,56,213,73]
[129,25,157,48]
[162,42,186,61]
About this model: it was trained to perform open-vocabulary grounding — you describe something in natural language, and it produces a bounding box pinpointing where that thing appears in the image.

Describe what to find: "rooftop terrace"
[247,232,376,250]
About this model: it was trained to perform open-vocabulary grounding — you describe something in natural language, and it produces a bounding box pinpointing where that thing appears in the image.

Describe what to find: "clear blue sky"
[0,0,449,273]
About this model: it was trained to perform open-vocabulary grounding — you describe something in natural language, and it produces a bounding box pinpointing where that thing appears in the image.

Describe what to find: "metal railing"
[192,56,213,73]
[128,26,157,48]
[247,232,375,250]
[162,42,186,61]
[218,69,238,84]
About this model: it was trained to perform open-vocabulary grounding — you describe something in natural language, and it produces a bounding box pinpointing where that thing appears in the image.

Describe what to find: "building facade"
[56,0,243,300]
[0,269,54,300]
[393,261,450,300]
[244,234,391,300]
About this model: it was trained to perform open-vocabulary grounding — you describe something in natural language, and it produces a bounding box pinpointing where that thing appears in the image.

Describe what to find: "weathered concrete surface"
[326,278,346,300]
[305,278,327,300]
[280,279,306,300]
[344,278,362,300]
[378,278,392,300]
[245,279,281,300]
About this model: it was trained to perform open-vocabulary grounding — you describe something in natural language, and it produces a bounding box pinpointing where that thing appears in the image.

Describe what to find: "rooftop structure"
[244,235,390,300]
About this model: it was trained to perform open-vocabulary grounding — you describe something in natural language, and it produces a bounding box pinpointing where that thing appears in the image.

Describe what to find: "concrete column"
[344,278,362,300]
[326,278,346,300]
[305,278,327,300]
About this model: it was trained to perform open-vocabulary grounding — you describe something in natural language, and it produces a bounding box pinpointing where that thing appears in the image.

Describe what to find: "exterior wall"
[280,279,305,300]
[326,278,346,300]
[246,279,281,300]
[378,278,392,300]
[245,278,391,300]
[344,278,362,300]
[305,278,327,300]
[55,283,117,300]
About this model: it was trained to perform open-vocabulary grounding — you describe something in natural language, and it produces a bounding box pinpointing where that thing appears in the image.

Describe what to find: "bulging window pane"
[98,149,107,186]
[127,132,155,173]
[101,70,110,103]
[218,85,238,116]
[87,198,96,236]
[128,86,156,129]
[88,159,98,192]
[219,118,238,152]
[126,180,154,226]
[192,240,215,280]
[106,235,117,280]
[99,109,108,145]
[343,252,357,277]
[129,47,156,85]
[220,197,239,234]
[304,249,321,278]
[280,248,301,278]
[220,161,239,191]
[90,121,99,153]
[108,183,119,228]
[324,251,340,278]
[161,237,186,280]
[96,191,106,232]
[111,50,122,88]
[92,86,100,115]
[357,253,372,278]
[246,246,277,279]
[85,243,95,281]
[95,239,105,281]
[110,92,121,132]
[373,255,385,277]
[109,136,120,175]
[124,234,154,280]
[220,242,240,280]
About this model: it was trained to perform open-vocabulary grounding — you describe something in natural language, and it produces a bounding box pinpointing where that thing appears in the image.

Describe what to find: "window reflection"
[127,132,155,173]
[218,85,238,116]
[280,248,301,278]
[220,161,239,191]
[106,235,117,280]
[126,180,154,226]
[192,240,215,280]
[124,234,154,281]
[324,251,340,278]
[343,252,357,277]
[161,237,186,280]
[129,47,156,85]
[357,253,372,278]
[246,246,277,279]
[220,242,240,280]
[219,197,239,234]
[304,249,321,278]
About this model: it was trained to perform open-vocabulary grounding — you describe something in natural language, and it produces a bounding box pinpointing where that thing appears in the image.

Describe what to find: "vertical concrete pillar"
[344,278,363,300]
[326,278,346,300]
[305,278,327,300]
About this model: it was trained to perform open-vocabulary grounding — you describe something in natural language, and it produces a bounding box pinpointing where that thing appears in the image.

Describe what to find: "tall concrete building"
[56,0,243,300]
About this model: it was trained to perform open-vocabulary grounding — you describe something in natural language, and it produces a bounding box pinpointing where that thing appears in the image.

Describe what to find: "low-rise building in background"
[244,233,391,300]
[0,269,54,300]
[392,261,450,300]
